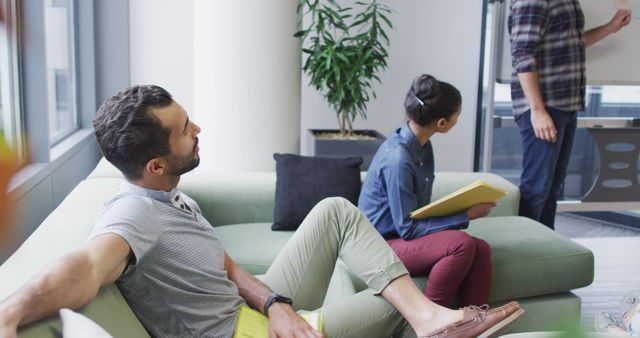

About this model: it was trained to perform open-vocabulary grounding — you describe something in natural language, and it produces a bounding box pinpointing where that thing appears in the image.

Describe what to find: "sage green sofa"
[0,159,595,337]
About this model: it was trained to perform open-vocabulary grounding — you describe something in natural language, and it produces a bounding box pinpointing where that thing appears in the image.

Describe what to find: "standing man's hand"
[267,303,323,338]
[586,10,631,47]
[531,108,557,143]
[466,202,496,221]
[606,10,632,33]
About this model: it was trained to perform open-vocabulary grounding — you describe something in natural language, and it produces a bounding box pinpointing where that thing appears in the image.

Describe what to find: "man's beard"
[165,154,200,176]
[165,140,200,176]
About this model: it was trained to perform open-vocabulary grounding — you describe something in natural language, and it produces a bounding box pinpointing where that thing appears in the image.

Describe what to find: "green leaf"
[297,0,394,126]
[379,29,389,44]
[378,13,393,28]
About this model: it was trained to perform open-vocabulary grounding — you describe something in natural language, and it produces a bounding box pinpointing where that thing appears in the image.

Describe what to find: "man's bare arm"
[585,10,631,47]
[0,233,131,336]
[223,252,272,312]
[224,253,323,338]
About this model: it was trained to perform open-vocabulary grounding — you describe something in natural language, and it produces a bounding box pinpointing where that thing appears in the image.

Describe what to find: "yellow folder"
[233,305,324,338]
[410,180,507,219]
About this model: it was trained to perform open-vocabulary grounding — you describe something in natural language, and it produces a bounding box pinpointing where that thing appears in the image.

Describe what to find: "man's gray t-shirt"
[90,181,245,337]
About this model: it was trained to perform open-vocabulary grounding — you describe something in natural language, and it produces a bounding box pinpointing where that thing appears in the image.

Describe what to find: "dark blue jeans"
[515,107,577,229]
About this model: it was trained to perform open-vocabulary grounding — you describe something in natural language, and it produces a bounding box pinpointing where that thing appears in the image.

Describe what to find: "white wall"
[129,0,194,115]
[130,0,301,172]
[192,1,301,172]
[300,0,484,171]
[95,0,130,103]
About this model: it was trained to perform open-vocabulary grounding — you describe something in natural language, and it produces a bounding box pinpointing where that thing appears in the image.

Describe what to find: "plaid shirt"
[509,0,586,116]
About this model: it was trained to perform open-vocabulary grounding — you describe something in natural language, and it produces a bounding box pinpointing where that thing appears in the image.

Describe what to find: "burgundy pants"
[387,230,492,307]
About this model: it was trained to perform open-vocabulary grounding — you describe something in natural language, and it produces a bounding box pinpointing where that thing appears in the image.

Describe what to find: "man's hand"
[224,254,322,337]
[466,202,496,221]
[267,303,323,338]
[606,10,632,33]
[531,108,557,143]
[585,9,632,47]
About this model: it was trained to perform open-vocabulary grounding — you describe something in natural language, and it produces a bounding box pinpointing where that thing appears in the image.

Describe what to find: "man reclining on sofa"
[0,85,523,338]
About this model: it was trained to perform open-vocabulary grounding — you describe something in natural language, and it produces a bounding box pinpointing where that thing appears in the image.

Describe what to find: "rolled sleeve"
[509,0,548,73]
[419,212,470,234]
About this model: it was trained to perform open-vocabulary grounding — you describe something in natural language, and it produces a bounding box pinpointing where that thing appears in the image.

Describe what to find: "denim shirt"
[358,123,469,240]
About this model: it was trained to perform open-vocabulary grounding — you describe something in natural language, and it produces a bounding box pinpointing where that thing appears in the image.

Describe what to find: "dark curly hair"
[403,74,462,127]
[93,85,173,180]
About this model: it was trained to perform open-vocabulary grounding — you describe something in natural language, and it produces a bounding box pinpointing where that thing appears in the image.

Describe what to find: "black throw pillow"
[272,153,363,231]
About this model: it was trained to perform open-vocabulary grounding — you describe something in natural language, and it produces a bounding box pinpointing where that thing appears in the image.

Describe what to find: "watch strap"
[263,292,292,315]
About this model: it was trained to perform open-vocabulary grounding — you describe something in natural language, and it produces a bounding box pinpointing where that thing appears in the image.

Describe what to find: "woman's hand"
[466,203,496,220]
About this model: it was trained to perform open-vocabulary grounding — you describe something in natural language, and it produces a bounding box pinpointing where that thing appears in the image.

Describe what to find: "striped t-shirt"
[509,0,586,116]
[90,181,245,337]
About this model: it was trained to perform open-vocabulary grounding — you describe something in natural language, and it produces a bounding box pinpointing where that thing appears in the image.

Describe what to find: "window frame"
[45,0,79,146]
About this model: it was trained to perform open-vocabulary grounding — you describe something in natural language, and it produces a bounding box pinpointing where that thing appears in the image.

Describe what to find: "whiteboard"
[497,0,640,85]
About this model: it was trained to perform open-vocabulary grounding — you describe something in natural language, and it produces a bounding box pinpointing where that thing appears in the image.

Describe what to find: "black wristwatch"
[263,292,293,315]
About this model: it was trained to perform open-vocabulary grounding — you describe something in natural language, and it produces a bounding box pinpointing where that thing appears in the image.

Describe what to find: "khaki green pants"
[261,197,415,338]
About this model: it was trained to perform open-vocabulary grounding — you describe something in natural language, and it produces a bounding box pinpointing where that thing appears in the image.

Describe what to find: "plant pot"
[307,129,386,171]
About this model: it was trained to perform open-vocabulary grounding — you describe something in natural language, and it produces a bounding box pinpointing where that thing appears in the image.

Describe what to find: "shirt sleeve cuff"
[453,213,470,230]
[512,54,537,73]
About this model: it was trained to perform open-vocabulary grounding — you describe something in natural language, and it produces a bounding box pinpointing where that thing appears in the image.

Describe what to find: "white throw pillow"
[59,308,114,338]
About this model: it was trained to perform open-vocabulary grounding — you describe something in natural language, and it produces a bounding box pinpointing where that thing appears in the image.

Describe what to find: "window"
[44,0,77,145]
[54,69,69,113]
[601,86,640,105]
[0,0,23,156]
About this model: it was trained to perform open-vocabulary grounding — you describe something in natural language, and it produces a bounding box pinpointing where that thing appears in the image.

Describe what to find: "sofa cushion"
[17,284,150,338]
[272,153,362,231]
[467,216,594,302]
[215,223,294,275]
[216,216,593,303]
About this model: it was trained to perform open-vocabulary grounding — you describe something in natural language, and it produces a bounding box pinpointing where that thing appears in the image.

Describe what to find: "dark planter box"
[307,129,386,171]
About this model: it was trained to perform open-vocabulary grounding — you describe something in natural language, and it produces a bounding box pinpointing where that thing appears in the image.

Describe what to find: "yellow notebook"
[410,180,507,219]
[233,305,324,338]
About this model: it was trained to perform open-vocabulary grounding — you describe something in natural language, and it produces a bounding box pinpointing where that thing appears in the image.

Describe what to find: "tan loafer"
[422,301,524,338]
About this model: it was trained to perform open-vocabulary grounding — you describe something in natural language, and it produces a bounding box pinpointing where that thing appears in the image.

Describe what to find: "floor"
[555,213,640,332]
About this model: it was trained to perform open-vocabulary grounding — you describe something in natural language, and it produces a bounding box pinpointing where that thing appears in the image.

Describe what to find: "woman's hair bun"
[414,74,440,100]
[404,73,461,127]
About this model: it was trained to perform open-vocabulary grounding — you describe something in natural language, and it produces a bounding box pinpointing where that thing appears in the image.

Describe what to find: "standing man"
[509,1,631,228]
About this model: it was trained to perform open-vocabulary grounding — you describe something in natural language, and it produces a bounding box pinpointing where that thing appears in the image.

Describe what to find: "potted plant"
[295,0,392,169]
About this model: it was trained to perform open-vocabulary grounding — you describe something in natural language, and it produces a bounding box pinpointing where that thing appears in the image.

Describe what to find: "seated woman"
[358,74,495,307]
[596,292,640,336]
